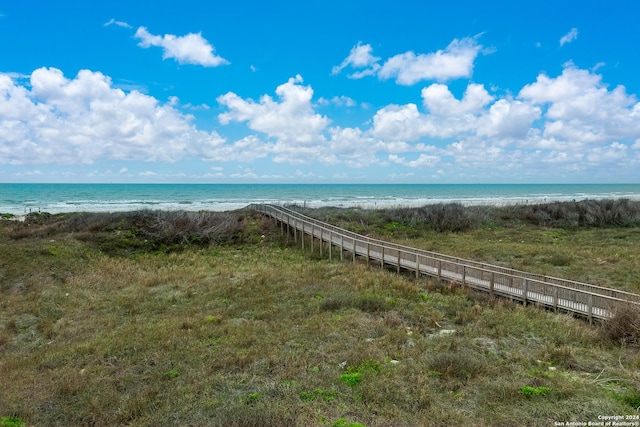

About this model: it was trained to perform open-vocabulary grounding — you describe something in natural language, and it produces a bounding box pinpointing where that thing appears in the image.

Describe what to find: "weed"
[339,372,362,386]
[518,386,552,397]
[0,418,24,427]
[333,418,367,427]
[164,369,180,379]
[246,392,260,404]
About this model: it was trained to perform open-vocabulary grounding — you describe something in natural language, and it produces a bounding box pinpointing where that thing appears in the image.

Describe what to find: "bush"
[600,303,640,347]
[10,210,249,253]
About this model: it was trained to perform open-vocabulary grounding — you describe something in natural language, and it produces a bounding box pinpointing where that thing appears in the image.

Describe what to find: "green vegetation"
[0,417,24,427]
[1,204,639,426]
[518,385,552,398]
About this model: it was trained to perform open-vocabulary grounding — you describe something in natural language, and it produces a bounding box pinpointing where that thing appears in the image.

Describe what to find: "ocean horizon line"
[2,183,640,215]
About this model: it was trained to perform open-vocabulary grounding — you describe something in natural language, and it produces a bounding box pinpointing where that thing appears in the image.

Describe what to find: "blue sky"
[1,0,640,183]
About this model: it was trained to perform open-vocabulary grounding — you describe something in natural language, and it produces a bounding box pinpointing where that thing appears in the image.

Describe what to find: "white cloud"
[134,26,229,67]
[318,95,357,107]
[331,42,381,77]
[476,99,541,139]
[333,37,483,85]
[519,65,640,144]
[104,18,131,28]
[379,37,482,85]
[371,103,433,141]
[0,67,226,165]
[196,135,272,162]
[422,83,493,116]
[559,28,579,46]
[389,153,440,168]
[218,75,331,163]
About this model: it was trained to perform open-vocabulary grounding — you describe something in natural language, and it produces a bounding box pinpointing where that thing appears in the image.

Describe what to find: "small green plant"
[340,372,362,386]
[333,418,367,427]
[246,392,260,403]
[418,292,433,302]
[518,386,552,398]
[345,359,382,375]
[0,417,24,427]
[164,369,180,379]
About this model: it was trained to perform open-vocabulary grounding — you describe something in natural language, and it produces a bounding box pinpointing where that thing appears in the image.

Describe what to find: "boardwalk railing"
[249,203,640,322]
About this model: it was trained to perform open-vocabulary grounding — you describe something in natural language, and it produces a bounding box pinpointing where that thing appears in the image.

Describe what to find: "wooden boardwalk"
[250,203,640,322]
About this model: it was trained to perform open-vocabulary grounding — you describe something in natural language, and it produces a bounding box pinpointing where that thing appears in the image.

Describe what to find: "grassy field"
[1,205,640,426]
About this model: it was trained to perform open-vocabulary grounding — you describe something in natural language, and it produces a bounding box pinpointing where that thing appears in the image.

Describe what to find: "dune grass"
[1,206,640,426]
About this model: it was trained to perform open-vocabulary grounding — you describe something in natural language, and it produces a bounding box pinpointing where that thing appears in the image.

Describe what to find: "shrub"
[600,303,640,347]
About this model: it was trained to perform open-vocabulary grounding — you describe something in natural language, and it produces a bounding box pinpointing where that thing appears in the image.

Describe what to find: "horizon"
[1,1,640,184]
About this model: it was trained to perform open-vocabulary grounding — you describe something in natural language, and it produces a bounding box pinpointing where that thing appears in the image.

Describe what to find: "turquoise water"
[1,183,640,215]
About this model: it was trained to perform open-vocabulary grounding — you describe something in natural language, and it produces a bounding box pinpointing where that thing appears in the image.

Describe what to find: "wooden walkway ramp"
[249,204,640,322]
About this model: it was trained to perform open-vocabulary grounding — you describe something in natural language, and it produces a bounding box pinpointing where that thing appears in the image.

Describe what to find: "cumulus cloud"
[0,68,226,165]
[134,26,229,67]
[519,65,640,144]
[218,75,332,163]
[332,37,483,85]
[559,28,579,46]
[422,83,493,116]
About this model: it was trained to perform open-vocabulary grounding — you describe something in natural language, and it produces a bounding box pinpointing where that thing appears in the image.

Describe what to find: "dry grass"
[1,210,640,426]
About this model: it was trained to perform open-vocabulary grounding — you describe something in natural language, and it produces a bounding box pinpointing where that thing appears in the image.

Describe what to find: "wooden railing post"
[352,239,356,263]
[587,294,593,324]
[523,279,528,305]
[462,265,466,287]
[381,246,385,269]
[366,241,370,263]
[553,287,559,313]
[329,231,333,260]
[286,218,290,244]
[490,272,495,296]
[415,253,420,278]
[397,250,401,273]
[340,235,344,261]
[438,260,442,280]
[301,222,305,250]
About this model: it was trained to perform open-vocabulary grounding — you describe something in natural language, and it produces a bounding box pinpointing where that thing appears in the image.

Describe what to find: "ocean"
[1,183,640,215]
